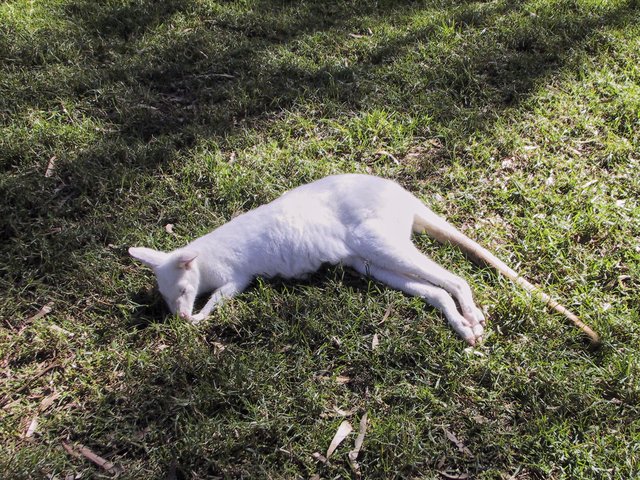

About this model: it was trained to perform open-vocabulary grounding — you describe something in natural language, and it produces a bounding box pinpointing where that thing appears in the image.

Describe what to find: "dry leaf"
[333,406,357,417]
[165,223,174,234]
[348,413,368,477]
[376,150,400,165]
[335,375,351,385]
[371,334,379,350]
[312,452,328,464]
[378,305,392,325]
[568,146,582,157]
[438,471,470,479]
[464,347,485,357]
[39,391,61,412]
[472,414,489,425]
[24,415,38,438]
[2,398,22,411]
[326,420,353,458]
[321,405,356,419]
[351,413,367,455]
[444,429,473,457]
[49,324,74,337]
[501,158,514,169]
[45,156,57,177]
[26,302,53,323]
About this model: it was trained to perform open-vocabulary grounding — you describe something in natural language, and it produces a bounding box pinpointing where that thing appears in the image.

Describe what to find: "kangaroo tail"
[412,202,600,346]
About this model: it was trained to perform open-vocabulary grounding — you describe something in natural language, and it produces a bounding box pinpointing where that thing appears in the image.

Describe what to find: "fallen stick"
[62,442,122,474]
[0,362,62,408]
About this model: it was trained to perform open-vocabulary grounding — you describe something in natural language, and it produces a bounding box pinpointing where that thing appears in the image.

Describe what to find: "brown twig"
[0,362,62,408]
[62,442,122,475]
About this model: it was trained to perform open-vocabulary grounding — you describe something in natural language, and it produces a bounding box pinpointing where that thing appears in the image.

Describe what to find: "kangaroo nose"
[179,312,189,320]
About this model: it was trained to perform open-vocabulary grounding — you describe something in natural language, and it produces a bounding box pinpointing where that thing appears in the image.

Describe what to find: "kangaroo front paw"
[189,312,205,325]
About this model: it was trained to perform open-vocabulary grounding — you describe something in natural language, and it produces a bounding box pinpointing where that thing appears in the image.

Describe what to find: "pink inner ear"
[177,253,198,270]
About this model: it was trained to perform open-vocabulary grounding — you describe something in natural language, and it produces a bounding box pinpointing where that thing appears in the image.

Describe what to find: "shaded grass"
[1,0,640,478]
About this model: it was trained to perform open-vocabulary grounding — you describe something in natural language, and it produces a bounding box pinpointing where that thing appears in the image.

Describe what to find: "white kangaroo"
[129,174,599,346]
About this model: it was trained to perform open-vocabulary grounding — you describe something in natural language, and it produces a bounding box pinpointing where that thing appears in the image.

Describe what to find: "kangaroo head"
[129,246,199,319]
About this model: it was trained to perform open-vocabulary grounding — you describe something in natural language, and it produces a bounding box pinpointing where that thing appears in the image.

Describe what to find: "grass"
[1,0,639,478]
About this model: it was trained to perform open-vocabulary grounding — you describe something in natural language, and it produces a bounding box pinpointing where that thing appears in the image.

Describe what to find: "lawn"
[1,0,639,478]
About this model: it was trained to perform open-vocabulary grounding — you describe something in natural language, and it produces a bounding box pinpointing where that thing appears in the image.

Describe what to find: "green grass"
[1,0,639,478]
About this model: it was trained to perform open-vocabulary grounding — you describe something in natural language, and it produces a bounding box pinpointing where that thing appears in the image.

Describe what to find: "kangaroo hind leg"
[350,260,484,345]
[352,226,486,329]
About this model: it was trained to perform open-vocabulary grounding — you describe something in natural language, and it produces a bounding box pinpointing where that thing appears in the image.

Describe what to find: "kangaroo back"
[412,201,600,345]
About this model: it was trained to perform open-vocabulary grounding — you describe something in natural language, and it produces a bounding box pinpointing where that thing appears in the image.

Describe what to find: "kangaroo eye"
[179,288,187,296]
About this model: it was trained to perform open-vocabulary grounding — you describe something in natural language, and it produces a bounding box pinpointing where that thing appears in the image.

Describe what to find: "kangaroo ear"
[129,247,169,269]
[176,250,198,270]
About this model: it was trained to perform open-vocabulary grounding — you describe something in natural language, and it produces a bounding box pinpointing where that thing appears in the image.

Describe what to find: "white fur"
[129,174,488,344]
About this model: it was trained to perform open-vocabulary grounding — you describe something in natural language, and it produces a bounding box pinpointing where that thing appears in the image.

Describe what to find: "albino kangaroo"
[129,174,599,345]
